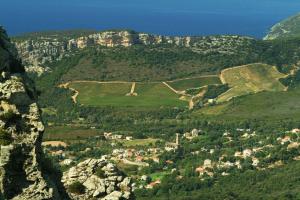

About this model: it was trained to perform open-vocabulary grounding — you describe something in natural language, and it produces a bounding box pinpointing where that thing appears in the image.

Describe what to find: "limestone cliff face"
[13,30,254,75]
[0,27,63,199]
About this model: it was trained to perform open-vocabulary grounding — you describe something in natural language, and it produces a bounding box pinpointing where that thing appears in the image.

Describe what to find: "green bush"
[0,110,17,123]
[95,167,106,178]
[0,129,12,145]
[68,181,85,194]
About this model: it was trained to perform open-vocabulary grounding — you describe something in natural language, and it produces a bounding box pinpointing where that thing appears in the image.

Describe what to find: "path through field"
[59,75,220,105]
[162,82,180,94]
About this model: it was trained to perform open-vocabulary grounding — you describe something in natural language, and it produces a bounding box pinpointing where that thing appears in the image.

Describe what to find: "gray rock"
[63,158,133,199]
[0,26,64,199]
[102,191,123,200]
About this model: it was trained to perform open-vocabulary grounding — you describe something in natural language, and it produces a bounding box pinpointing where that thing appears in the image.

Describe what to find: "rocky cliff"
[0,26,64,199]
[0,26,134,200]
[13,30,254,75]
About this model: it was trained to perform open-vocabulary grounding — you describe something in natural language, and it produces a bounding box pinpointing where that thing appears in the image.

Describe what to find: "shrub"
[0,110,17,123]
[95,167,106,178]
[68,181,85,194]
[0,129,12,145]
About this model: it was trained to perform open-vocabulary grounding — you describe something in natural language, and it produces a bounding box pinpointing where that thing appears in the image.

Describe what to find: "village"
[42,127,300,190]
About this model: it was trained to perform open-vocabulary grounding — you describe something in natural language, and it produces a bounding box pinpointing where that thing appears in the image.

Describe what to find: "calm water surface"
[1,0,300,38]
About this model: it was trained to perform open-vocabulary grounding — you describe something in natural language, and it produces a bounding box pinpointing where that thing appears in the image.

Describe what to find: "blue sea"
[1,0,300,38]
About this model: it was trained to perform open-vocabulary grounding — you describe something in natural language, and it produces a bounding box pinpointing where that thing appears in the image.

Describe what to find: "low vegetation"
[0,129,12,145]
[217,63,286,102]
[68,181,85,194]
[167,76,221,91]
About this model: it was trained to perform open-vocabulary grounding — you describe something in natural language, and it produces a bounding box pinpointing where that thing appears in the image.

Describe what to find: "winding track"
[58,75,221,104]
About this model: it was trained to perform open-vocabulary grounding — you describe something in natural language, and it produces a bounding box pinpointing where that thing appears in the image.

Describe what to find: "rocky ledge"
[62,158,134,200]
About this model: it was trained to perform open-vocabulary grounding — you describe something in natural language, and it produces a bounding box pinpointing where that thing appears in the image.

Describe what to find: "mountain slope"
[264,12,300,40]
[12,30,255,75]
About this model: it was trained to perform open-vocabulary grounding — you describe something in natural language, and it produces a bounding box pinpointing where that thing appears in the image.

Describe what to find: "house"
[104,132,113,139]
[152,157,160,163]
[208,99,216,104]
[203,159,212,168]
[112,134,123,140]
[291,128,300,134]
[148,148,161,154]
[61,159,73,166]
[166,160,174,164]
[126,136,133,140]
[234,151,242,157]
[252,157,260,167]
[165,133,180,152]
[223,132,230,136]
[242,149,252,158]
[235,160,242,169]
[277,136,291,145]
[184,129,200,140]
[236,128,251,132]
[287,142,300,150]
[146,180,161,189]
[42,141,68,148]
[136,156,144,162]
[195,166,214,177]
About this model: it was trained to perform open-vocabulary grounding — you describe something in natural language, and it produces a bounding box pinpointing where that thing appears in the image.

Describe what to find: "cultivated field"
[43,126,104,141]
[167,76,221,91]
[68,82,187,108]
[119,138,159,147]
[217,63,286,103]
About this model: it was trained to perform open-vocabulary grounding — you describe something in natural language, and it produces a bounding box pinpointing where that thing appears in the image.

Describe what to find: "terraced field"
[68,82,186,108]
[217,63,287,103]
[167,76,221,91]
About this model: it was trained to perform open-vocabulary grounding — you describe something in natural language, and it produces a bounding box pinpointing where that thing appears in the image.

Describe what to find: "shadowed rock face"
[0,26,65,199]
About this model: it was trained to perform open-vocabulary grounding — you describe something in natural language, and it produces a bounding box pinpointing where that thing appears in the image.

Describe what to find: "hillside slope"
[12,30,255,75]
[264,12,300,40]
[217,63,286,102]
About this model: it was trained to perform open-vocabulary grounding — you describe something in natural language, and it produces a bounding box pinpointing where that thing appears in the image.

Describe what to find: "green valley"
[8,13,300,200]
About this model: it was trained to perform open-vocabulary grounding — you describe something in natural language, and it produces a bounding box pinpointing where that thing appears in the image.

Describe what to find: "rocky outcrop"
[13,30,254,75]
[62,158,133,200]
[0,26,65,199]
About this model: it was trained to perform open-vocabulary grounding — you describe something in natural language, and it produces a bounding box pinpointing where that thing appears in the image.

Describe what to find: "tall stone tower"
[176,133,180,146]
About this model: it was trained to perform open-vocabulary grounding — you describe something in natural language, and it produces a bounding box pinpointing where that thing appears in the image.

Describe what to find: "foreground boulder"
[62,158,134,200]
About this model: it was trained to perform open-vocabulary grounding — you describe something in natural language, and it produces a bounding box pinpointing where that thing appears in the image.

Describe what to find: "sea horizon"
[1,0,300,38]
